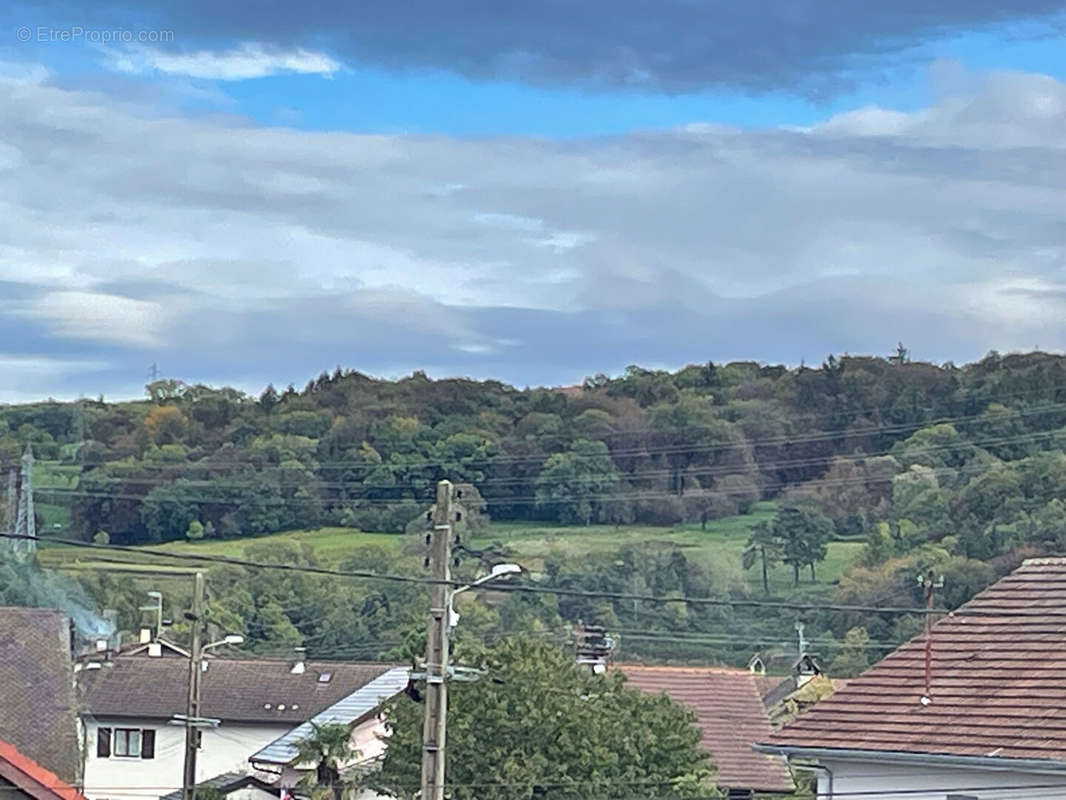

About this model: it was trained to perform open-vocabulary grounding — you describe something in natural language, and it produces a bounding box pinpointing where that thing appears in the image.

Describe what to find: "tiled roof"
[79,656,395,724]
[0,739,87,800]
[252,667,410,765]
[159,771,276,800]
[767,557,1066,762]
[753,674,788,700]
[620,666,795,793]
[0,608,80,783]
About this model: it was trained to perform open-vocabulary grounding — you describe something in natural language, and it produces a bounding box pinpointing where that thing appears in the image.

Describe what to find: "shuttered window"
[140,729,155,760]
[98,728,156,759]
[96,727,111,758]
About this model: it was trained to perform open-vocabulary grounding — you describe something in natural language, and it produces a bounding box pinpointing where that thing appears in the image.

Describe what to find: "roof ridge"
[617,664,752,674]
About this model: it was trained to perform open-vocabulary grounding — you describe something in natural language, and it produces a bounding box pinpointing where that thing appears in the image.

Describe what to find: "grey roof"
[252,667,410,765]
[160,772,277,800]
[79,656,394,724]
[0,607,80,783]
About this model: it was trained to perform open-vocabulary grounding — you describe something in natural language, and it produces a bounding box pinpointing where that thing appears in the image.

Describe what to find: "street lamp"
[203,634,244,652]
[448,563,522,629]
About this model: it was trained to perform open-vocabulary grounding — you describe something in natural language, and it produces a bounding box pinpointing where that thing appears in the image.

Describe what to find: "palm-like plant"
[293,721,356,800]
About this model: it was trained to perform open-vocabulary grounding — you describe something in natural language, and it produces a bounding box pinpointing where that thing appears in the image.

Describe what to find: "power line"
[3,531,931,615]
[13,530,1063,620]
[50,426,1060,492]
[30,454,1041,506]
[42,395,1066,483]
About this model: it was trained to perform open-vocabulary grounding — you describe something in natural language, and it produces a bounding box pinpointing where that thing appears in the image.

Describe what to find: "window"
[96,727,155,759]
[114,728,141,757]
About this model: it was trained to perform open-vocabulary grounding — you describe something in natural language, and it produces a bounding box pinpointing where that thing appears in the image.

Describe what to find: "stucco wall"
[819,758,1066,800]
[275,716,390,800]
[82,718,290,800]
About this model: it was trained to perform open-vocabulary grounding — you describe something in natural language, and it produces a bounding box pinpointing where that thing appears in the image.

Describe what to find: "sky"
[1,2,1066,402]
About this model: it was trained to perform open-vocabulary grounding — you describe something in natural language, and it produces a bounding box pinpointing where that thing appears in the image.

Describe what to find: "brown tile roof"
[79,655,394,724]
[0,608,80,783]
[767,557,1066,763]
[620,666,794,793]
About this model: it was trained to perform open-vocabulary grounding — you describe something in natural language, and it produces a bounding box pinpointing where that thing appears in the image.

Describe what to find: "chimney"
[575,623,614,674]
[147,642,162,657]
[290,647,306,674]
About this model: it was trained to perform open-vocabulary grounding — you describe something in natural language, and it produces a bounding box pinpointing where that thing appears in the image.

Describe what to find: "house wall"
[276,716,390,800]
[819,758,1066,800]
[82,718,290,800]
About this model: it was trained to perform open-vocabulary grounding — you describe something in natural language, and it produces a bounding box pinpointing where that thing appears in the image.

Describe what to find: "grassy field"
[31,461,78,532]
[38,501,863,598]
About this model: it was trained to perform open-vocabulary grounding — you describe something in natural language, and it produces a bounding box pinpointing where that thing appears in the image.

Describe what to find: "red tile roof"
[767,557,1066,762]
[621,666,794,793]
[0,740,87,800]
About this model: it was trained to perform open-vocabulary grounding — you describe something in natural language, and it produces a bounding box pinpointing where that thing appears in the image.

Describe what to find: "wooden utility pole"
[420,480,453,800]
[182,571,205,800]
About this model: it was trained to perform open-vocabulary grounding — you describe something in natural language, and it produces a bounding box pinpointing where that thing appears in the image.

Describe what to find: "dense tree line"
[5,350,1066,547]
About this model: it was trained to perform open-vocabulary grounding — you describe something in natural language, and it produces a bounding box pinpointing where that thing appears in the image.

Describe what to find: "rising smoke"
[0,557,116,638]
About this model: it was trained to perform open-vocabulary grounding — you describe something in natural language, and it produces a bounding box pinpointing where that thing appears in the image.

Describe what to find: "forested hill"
[3,349,1066,566]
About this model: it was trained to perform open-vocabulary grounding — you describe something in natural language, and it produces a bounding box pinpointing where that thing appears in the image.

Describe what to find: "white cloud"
[18,292,173,348]
[0,66,1064,393]
[103,43,341,80]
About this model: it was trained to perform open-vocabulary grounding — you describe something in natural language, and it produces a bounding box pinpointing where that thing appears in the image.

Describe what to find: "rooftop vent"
[147,642,162,658]
[95,639,108,653]
[290,646,306,675]
[139,628,152,644]
[318,672,332,683]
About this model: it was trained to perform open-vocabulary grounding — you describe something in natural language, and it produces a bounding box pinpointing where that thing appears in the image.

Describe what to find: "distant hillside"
[2,351,1066,558]
[9,350,1066,669]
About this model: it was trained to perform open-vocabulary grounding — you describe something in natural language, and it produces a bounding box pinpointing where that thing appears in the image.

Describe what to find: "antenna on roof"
[918,570,945,704]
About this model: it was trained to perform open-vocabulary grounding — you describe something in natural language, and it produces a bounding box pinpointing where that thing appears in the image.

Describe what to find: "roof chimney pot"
[291,646,306,674]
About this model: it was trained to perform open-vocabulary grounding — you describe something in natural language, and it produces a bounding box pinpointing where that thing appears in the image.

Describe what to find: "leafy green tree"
[185,519,205,540]
[773,505,833,586]
[829,626,872,677]
[375,638,719,800]
[141,480,199,542]
[742,521,780,595]
[534,439,621,525]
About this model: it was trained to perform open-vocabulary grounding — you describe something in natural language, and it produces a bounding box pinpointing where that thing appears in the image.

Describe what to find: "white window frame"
[113,728,142,758]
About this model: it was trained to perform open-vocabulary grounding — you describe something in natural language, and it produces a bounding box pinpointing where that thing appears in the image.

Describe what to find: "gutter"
[788,759,832,800]
[754,744,1066,775]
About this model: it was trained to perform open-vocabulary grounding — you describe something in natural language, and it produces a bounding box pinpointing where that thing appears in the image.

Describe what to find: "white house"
[77,644,400,800]
[757,557,1066,800]
[249,667,410,799]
